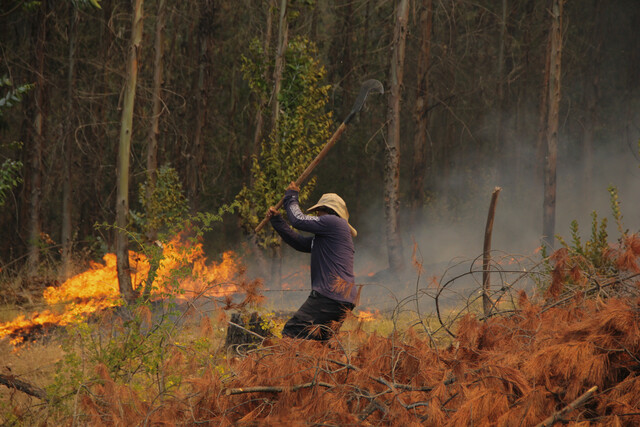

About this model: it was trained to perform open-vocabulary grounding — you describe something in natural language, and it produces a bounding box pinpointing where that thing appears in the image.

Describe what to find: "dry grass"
[2,233,640,425]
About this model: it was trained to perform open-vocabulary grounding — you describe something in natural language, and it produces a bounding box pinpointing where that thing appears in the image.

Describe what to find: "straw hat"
[307,193,357,237]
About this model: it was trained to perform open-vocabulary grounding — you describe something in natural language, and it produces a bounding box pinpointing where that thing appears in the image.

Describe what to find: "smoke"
[239,92,640,314]
[247,131,640,313]
[346,112,640,312]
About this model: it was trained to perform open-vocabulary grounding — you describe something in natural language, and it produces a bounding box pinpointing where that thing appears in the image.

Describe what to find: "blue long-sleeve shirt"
[270,190,357,304]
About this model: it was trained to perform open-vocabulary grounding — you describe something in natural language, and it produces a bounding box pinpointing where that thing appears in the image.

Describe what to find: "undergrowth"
[2,187,640,425]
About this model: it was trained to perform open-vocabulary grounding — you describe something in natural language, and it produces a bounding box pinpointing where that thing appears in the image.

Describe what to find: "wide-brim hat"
[307,193,357,237]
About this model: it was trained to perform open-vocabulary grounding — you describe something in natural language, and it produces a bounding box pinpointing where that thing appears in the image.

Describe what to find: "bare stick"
[0,373,48,401]
[224,381,333,395]
[482,187,501,317]
[535,386,598,427]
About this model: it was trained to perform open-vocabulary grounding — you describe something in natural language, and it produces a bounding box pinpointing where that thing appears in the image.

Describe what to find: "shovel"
[255,79,384,233]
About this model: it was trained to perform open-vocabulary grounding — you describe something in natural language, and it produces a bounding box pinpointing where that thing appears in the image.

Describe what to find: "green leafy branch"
[234,36,333,247]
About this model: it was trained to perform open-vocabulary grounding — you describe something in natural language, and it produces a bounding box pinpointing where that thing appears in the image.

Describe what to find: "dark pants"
[282,290,355,341]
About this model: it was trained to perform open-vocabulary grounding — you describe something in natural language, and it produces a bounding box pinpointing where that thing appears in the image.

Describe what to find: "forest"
[1,0,640,425]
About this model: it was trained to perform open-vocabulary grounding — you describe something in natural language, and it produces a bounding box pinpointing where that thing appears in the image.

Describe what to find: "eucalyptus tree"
[25,0,48,276]
[116,0,144,303]
[410,0,434,212]
[542,0,565,249]
[384,0,410,273]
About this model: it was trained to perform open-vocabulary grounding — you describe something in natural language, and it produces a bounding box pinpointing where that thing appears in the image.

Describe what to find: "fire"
[356,309,379,322]
[0,235,244,345]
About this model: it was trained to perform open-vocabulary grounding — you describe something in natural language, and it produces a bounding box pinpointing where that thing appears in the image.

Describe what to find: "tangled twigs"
[535,386,598,427]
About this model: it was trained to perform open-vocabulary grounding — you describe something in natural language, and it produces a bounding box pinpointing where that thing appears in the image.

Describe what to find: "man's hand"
[287,181,300,192]
[266,206,280,219]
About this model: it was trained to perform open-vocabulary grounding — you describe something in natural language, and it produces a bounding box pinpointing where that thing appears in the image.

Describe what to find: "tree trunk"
[145,0,165,237]
[410,0,433,212]
[188,0,214,210]
[141,0,166,300]
[250,0,274,183]
[330,0,354,114]
[384,0,410,273]
[271,0,288,131]
[27,0,48,276]
[542,0,564,249]
[495,0,507,166]
[116,0,144,303]
[536,34,551,188]
[61,5,78,279]
[581,0,602,207]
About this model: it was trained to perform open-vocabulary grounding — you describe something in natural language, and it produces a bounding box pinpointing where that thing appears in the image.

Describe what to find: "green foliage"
[547,186,627,291]
[0,144,22,207]
[555,211,613,274]
[234,36,333,246]
[0,77,30,207]
[608,184,625,235]
[47,303,187,410]
[0,76,33,120]
[136,165,189,240]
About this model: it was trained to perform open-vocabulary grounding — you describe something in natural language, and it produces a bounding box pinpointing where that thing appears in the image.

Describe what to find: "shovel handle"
[254,122,348,233]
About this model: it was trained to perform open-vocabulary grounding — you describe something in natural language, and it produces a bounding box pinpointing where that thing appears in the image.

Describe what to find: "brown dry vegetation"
[2,234,640,426]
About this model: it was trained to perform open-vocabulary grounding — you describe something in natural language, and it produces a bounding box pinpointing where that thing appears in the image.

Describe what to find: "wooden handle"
[254,122,348,234]
[254,197,285,233]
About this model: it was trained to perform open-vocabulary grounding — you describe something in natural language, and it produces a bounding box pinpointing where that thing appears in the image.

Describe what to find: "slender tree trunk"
[250,0,274,182]
[384,0,410,273]
[27,0,48,275]
[333,0,354,111]
[142,0,166,300]
[145,0,165,235]
[536,34,551,186]
[62,5,78,279]
[410,0,433,212]
[361,1,370,76]
[116,0,144,303]
[271,0,288,131]
[581,0,602,207]
[268,0,289,285]
[495,0,507,166]
[188,0,214,210]
[542,0,564,249]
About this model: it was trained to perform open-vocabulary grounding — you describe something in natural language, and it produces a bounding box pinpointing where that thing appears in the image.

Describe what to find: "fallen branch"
[326,357,456,392]
[358,393,389,421]
[0,373,48,401]
[535,386,598,427]
[224,380,333,396]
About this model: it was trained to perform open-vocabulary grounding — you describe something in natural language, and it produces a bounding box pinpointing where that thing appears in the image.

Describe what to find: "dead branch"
[358,390,389,421]
[224,380,333,396]
[0,373,48,401]
[326,357,455,392]
[535,386,598,427]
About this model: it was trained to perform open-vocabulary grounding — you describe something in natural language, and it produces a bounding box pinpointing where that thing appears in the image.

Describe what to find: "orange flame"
[0,235,244,345]
[356,309,379,322]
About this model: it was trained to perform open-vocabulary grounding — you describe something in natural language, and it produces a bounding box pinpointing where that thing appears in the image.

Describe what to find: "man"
[267,182,358,341]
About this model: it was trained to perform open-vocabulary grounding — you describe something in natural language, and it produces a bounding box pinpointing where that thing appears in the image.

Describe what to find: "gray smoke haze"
[253,117,640,314]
